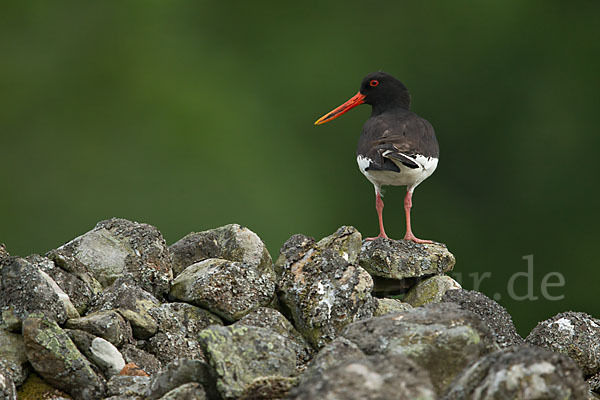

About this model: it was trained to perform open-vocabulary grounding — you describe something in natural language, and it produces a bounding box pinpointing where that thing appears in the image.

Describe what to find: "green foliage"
[1,1,599,336]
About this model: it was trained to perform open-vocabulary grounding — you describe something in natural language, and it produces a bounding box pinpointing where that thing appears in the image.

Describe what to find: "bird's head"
[315,71,411,125]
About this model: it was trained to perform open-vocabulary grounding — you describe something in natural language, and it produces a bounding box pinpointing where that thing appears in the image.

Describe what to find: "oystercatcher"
[315,71,439,243]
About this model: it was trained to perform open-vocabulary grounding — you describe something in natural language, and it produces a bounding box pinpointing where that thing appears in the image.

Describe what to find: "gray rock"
[65,310,131,348]
[0,244,9,262]
[288,354,436,400]
[276,227,376,349]
[0,367,17,400]
[121,344,162,376]
[145,359,218,400]
[589,371,600,393]
[158,382,207,400]
[444,345,589,400]
[169,223,272,277]
[199,325,297,399]
[342,302,498,395]
[169,258,276,322]
[146,302,222,364]
[30,253,103,315]
[88,278,160,340]
[22,314,106,400]
[235,307,314,368]
[0,257,79,331]
[403,274,462,307]
[526,311,600,377]
[106,375,150,397]
[359,238,455,294]
[51,218,173,298]
[67,329,125,378]
[0,328,29,386]
[239,376,298,400]
[298,337,366,385]
[442,289,524,349]
[373,297,412,316]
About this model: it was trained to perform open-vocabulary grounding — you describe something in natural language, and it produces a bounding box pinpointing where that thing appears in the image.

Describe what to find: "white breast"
[356,154,438,191]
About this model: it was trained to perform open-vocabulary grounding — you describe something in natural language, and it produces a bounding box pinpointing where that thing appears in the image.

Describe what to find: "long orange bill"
[314,92,366,125]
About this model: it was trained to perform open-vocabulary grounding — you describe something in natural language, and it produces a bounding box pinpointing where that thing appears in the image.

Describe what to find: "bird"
[314,71,439,243]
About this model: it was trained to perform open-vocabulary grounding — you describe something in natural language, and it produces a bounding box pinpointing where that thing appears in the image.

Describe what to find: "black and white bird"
[315,71,439,243]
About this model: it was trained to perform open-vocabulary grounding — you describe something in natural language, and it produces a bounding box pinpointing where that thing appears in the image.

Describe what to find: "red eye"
[369,79,379,87]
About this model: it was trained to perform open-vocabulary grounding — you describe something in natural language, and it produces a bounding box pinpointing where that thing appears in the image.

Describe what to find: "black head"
[359,71,411,112]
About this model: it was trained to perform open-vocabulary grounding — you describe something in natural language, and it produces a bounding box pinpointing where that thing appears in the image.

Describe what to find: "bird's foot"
[403,232,433,244]
[365,233,389,241]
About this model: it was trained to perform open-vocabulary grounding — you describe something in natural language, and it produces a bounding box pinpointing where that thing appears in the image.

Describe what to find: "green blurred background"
[1,1,599,336]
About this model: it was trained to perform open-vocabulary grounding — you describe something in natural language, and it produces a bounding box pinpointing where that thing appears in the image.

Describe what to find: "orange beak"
[314,92,366,125]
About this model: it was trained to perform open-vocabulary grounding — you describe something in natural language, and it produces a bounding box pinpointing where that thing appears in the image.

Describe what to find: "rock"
[158,382,207,400]
[298,337,366,384]
[106,375,150,398]
[29,253,103,315]
[169,258,276,322]
[359,238,455,294]
[445,345,589,400]
[120,344,162,375]
[146,302,223,364]
[239,376,298,400]
[145,359,218,400]
[276,227,376,349]
[67,329,125,378]
[403,274,461,307]
[373,297,412,316]
[526,311,600,377]
[288,354,436,400]
[22,314,106,400]
[0,328,29,386]
[342,302,498,394]
[0,243,9,262]
[169,223,272,277]
[589,371,600,393]
[442,289,524,349]
[199,325,297,399]
[51,218,173,298]
[65,310,131,348]
[0,257,79,331]
[119,363,149,377]
[0,367,17,400]
[88,278,160,339]
[235,307,314,368]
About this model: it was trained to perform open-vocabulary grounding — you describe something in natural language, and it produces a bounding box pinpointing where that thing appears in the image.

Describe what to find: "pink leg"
[403,190,433,244]
[365,191,389,241]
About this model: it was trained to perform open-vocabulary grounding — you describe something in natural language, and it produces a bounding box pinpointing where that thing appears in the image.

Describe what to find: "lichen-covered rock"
[88,278,160,340]
[0,244,9,262]
[50,218,173,298]
[120,344,162,376]
[106,375,150,398]
[145,359,218,400]
[298,337,366,385]
[403,274,461,307]
[146,302,223,364]
[0,367,17,400]
[65,310,131,348]
[235,307,314,368]
[359,238,455,284]
[27,253,103,315]
[526,311,600,377]
[15,373,70,400]
[276,227,376,349]
[589,371,600,394]
[158,382,207,400]
[342,302,498,394]
[0,257,79,331]
[442,289,524,349]
[169,223,272,277]
[67,329,125,378]
[373,297,412,316]
[239,376,298,400]
[289,354,436,400]
[22,314,106,400]
[444,345,589,400]
[0,329,29,386]
[169,258,276,322]
[198,325,297,399]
